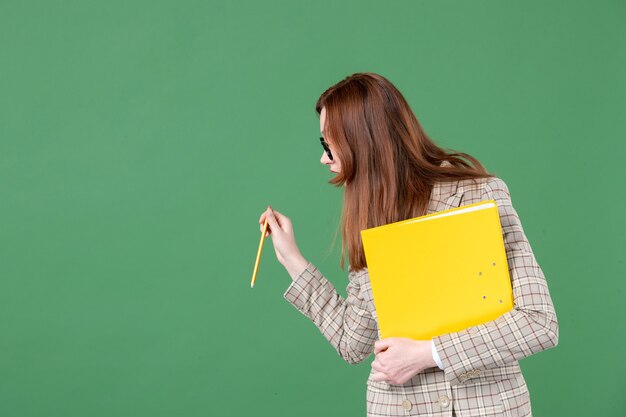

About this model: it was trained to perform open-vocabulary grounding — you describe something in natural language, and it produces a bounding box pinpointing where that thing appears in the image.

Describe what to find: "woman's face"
[319,107,342,173]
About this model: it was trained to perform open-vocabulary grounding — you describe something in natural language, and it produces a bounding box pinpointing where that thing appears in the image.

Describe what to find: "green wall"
[1,0,624,415]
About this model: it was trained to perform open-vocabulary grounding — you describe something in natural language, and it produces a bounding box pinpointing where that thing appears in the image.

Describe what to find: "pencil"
[251,215,270,288]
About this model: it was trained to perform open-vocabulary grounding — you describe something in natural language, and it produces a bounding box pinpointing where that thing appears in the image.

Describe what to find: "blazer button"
[438,395,451,408]
[402,400,412,411]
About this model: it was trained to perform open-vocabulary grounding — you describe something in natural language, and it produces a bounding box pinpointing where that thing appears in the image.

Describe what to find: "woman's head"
[317,72,424,185]
[315,73,493,271]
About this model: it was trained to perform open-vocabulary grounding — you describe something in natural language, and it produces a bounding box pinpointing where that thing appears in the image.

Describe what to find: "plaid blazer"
[283,172,559,417]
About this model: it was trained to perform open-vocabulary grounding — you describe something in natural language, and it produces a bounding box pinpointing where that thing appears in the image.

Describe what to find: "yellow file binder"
[360,200,514,340]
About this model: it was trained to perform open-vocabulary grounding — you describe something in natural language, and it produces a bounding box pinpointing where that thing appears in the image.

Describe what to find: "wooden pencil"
[251,216,270,288]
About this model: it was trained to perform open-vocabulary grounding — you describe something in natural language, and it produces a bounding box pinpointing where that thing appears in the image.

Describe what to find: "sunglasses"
[320,137,334,161]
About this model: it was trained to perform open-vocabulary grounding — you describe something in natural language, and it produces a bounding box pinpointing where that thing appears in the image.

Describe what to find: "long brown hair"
[315,73,494,272]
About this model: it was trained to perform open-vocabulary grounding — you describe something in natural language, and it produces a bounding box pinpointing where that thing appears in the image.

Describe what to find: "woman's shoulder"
[431,173,511,213]
[437,161,505,190]
[457,176,509,194]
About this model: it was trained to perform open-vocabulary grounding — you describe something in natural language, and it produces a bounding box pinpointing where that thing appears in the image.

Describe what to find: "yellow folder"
[360,200,514,340]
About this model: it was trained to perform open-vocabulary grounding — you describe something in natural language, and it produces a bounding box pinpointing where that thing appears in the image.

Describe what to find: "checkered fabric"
[283,170,559,417]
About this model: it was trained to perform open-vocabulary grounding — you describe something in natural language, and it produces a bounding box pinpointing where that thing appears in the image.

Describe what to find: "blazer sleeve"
[433,177,559,386]
[283,263,378,364]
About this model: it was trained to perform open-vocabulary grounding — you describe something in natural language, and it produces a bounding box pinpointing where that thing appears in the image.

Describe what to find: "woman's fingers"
[259,208,273,235]
[255,206,303,269]
[260,223,271,236]
[258,207,291,237]
[270,209,289,223]
[259,209,270,225]
[370,371,389,382]
[371,359,384,372]
[264,209,282,234]
[270,209,292,233]
[374,338,394,354]
[259,212,268,229]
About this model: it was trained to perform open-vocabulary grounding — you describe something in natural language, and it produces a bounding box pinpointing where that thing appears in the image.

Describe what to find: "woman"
[258,73,558,417]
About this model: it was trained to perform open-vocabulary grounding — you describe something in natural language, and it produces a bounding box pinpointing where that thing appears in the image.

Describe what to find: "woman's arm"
[283,263,378,365]
[433,178,559,386]
[259,207,378,364]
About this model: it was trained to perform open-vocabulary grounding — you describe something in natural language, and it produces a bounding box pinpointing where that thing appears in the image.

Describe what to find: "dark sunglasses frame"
[320,137,334,161]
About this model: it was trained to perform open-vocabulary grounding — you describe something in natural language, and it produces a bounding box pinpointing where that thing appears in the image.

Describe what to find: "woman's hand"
[258,207,308,279]
[370,338,436,385]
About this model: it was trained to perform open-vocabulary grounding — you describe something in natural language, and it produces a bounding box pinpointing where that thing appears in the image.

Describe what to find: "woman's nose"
[320,151,332,165]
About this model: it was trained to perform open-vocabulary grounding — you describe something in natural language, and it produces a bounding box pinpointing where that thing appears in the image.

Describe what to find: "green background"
[1,0,624,416]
